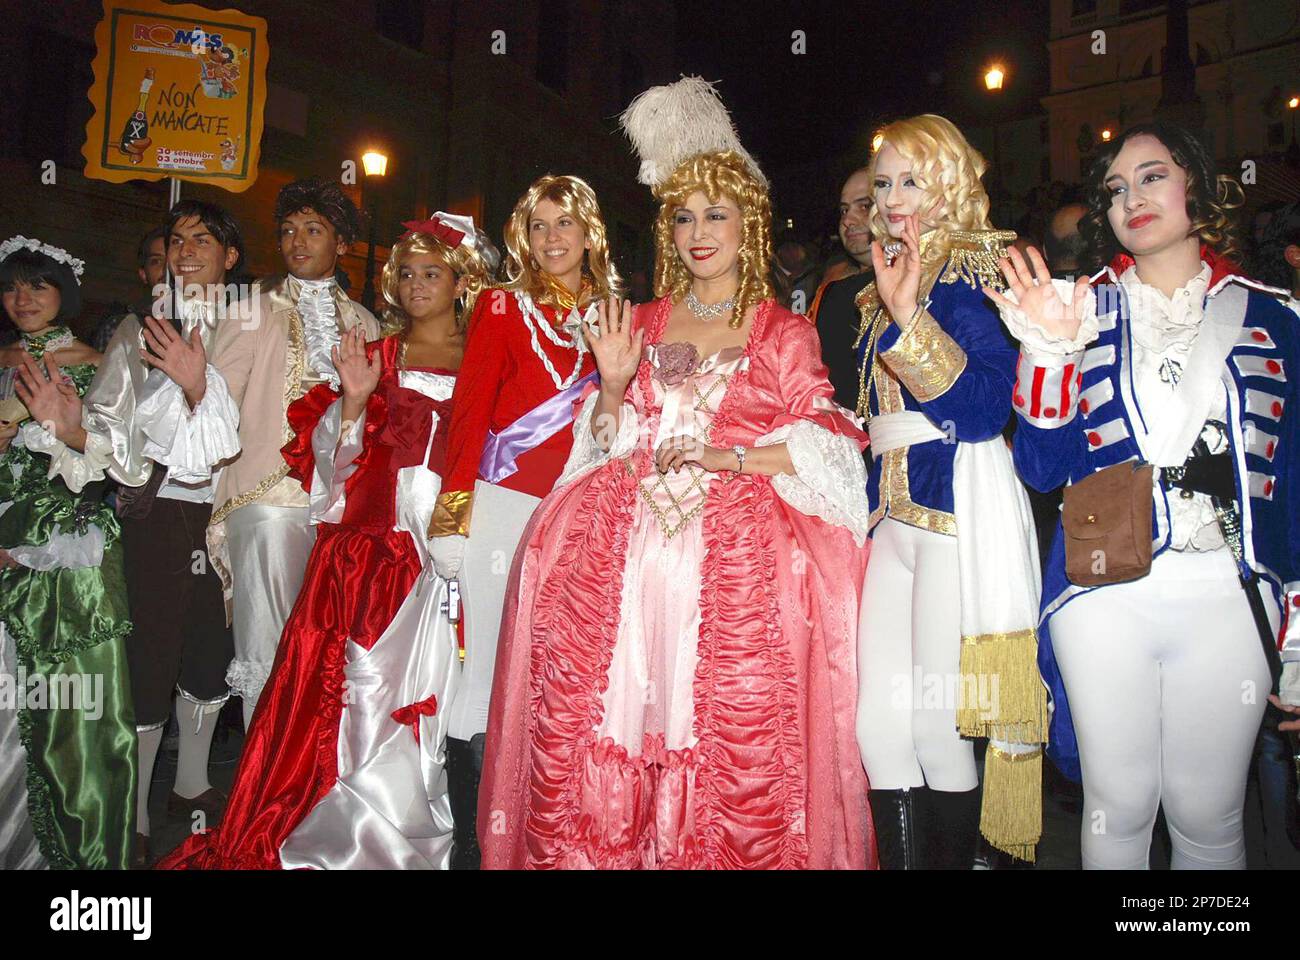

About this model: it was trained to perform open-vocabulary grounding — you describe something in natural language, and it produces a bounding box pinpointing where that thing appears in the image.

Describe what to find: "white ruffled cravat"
[291,275,342,389]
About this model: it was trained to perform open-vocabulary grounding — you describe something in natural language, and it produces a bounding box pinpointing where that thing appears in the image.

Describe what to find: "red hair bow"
[400,217,466,248]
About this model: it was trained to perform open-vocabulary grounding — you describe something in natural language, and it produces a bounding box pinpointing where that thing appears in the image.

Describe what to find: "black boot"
[922,786,981,869]
[867,788,926,870]
[446,734,485,870]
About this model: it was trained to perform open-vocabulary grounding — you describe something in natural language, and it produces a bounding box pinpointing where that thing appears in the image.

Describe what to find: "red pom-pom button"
[1087,431,1102,447]
[1266,441,1276,458]
[1252,330,1268,342]
[1292,596,1300,608]
[1080,399,1091,415]
[1263,480,1274,496]
[1013,393,1025,407]
[1043,406,1057,417]
[1273,401,1284,417]
[1266,359,1282,375]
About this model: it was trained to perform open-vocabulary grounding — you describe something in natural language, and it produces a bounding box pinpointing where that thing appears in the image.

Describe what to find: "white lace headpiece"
[0,235,85,285]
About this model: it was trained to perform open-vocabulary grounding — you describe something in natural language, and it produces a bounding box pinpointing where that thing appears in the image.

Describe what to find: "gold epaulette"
[937,228,1017,292]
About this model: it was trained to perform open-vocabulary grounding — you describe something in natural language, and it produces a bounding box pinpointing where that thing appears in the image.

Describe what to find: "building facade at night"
[0,0,673,324]
[1043,0,1300,196]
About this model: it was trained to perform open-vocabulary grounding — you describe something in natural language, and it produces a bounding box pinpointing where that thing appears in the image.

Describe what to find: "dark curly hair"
[1079,121,1243,272]
[274,178,361,245]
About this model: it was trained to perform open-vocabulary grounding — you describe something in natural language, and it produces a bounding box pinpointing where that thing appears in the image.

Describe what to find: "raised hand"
[141,314,208,406]
[870,212,923,324]
[14,353,83,445]
[333,326,381,402]
[584,296,643,393]
[983,245,1091,342]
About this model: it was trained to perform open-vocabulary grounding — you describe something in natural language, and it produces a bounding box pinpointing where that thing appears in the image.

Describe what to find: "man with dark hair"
[140,177,379,727]
[20,200,245,866]
[1043,202,1090,280]
[1250,200,1300,297]
[810,167,875,412]
[90,225,170,352]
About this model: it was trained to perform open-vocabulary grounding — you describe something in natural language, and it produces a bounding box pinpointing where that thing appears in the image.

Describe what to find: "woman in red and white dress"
[427,175,623,868]
[159,215,492,869]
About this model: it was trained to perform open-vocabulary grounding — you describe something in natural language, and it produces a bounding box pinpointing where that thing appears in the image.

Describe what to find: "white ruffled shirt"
[290,275,343,390]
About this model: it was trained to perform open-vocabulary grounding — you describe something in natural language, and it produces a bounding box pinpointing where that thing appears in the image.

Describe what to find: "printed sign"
[81,0,268,191]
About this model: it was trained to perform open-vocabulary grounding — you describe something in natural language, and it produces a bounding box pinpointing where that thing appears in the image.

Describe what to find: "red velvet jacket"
[434,288,596,533]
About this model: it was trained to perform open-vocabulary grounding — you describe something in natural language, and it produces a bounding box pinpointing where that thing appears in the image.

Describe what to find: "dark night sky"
[669,0,1051,237]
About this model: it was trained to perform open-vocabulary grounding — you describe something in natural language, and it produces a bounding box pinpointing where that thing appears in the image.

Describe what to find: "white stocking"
[136,725,164,836]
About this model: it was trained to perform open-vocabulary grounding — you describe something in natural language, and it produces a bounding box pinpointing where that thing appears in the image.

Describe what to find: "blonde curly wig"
[653,150,773,329]
[867,114,994,259]
[502,174,623,306]
[381,231,491,335]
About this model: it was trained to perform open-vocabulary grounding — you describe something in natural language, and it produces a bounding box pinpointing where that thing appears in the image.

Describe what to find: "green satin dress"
[0,327,136,869]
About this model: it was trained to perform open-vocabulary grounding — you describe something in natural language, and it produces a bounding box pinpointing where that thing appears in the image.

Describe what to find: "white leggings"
[445,480,540,742]
[1051,548,1274,870]
[856,518,978,792]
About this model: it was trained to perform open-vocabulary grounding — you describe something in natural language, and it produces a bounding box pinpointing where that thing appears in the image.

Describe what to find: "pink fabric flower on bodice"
[652,341,700,386]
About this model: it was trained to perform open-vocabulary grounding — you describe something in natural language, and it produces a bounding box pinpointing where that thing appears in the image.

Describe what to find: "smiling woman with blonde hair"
[425,174,622,867]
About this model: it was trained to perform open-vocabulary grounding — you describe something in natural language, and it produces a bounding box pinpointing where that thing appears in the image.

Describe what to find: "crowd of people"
[1,77,1298,871]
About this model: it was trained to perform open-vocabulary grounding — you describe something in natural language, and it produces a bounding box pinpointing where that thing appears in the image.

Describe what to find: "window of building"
[536,1,571,93]
[375,0,426,51]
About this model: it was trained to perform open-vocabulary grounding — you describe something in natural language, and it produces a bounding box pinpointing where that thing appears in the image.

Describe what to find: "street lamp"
[983,64,1007,222]
[1286,96,1300,167]
[1101,128,1113,142]
[360,149,388,312]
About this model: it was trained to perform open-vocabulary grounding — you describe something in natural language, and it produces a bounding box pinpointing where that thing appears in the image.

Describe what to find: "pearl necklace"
[684,290,735,321]
[516,290,590,390]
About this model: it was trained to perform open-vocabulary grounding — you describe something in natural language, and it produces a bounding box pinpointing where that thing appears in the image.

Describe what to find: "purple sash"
[478,371,599,483]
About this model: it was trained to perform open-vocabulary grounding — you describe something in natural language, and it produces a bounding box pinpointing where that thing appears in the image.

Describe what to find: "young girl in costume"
[159,216,491,869]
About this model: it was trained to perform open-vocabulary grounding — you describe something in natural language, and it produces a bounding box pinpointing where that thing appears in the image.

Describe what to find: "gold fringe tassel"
[956,628,1049,742]
[980,745,1042,863]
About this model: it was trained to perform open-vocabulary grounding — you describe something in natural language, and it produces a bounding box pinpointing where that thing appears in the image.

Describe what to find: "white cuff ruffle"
[20,421,114,494]
[556,389,639,489]
[137,365,241,483]
[757,419,869,545]
[996,278,1101,358]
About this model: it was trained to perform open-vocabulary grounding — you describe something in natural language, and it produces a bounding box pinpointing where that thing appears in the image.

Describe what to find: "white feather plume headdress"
[618,76,767,192]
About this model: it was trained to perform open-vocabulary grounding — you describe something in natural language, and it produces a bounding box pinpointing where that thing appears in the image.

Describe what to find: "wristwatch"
[732,444,746,473]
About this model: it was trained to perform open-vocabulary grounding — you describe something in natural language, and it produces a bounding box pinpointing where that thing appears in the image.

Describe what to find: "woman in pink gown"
[478,146,875,869]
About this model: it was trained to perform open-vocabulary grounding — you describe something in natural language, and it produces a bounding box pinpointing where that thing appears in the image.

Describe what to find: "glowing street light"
[360,149,390,311]
[984,65,1005,92]
[1289,96,1299,110]
[1101,128,1113,142]
[362,150,389,178]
